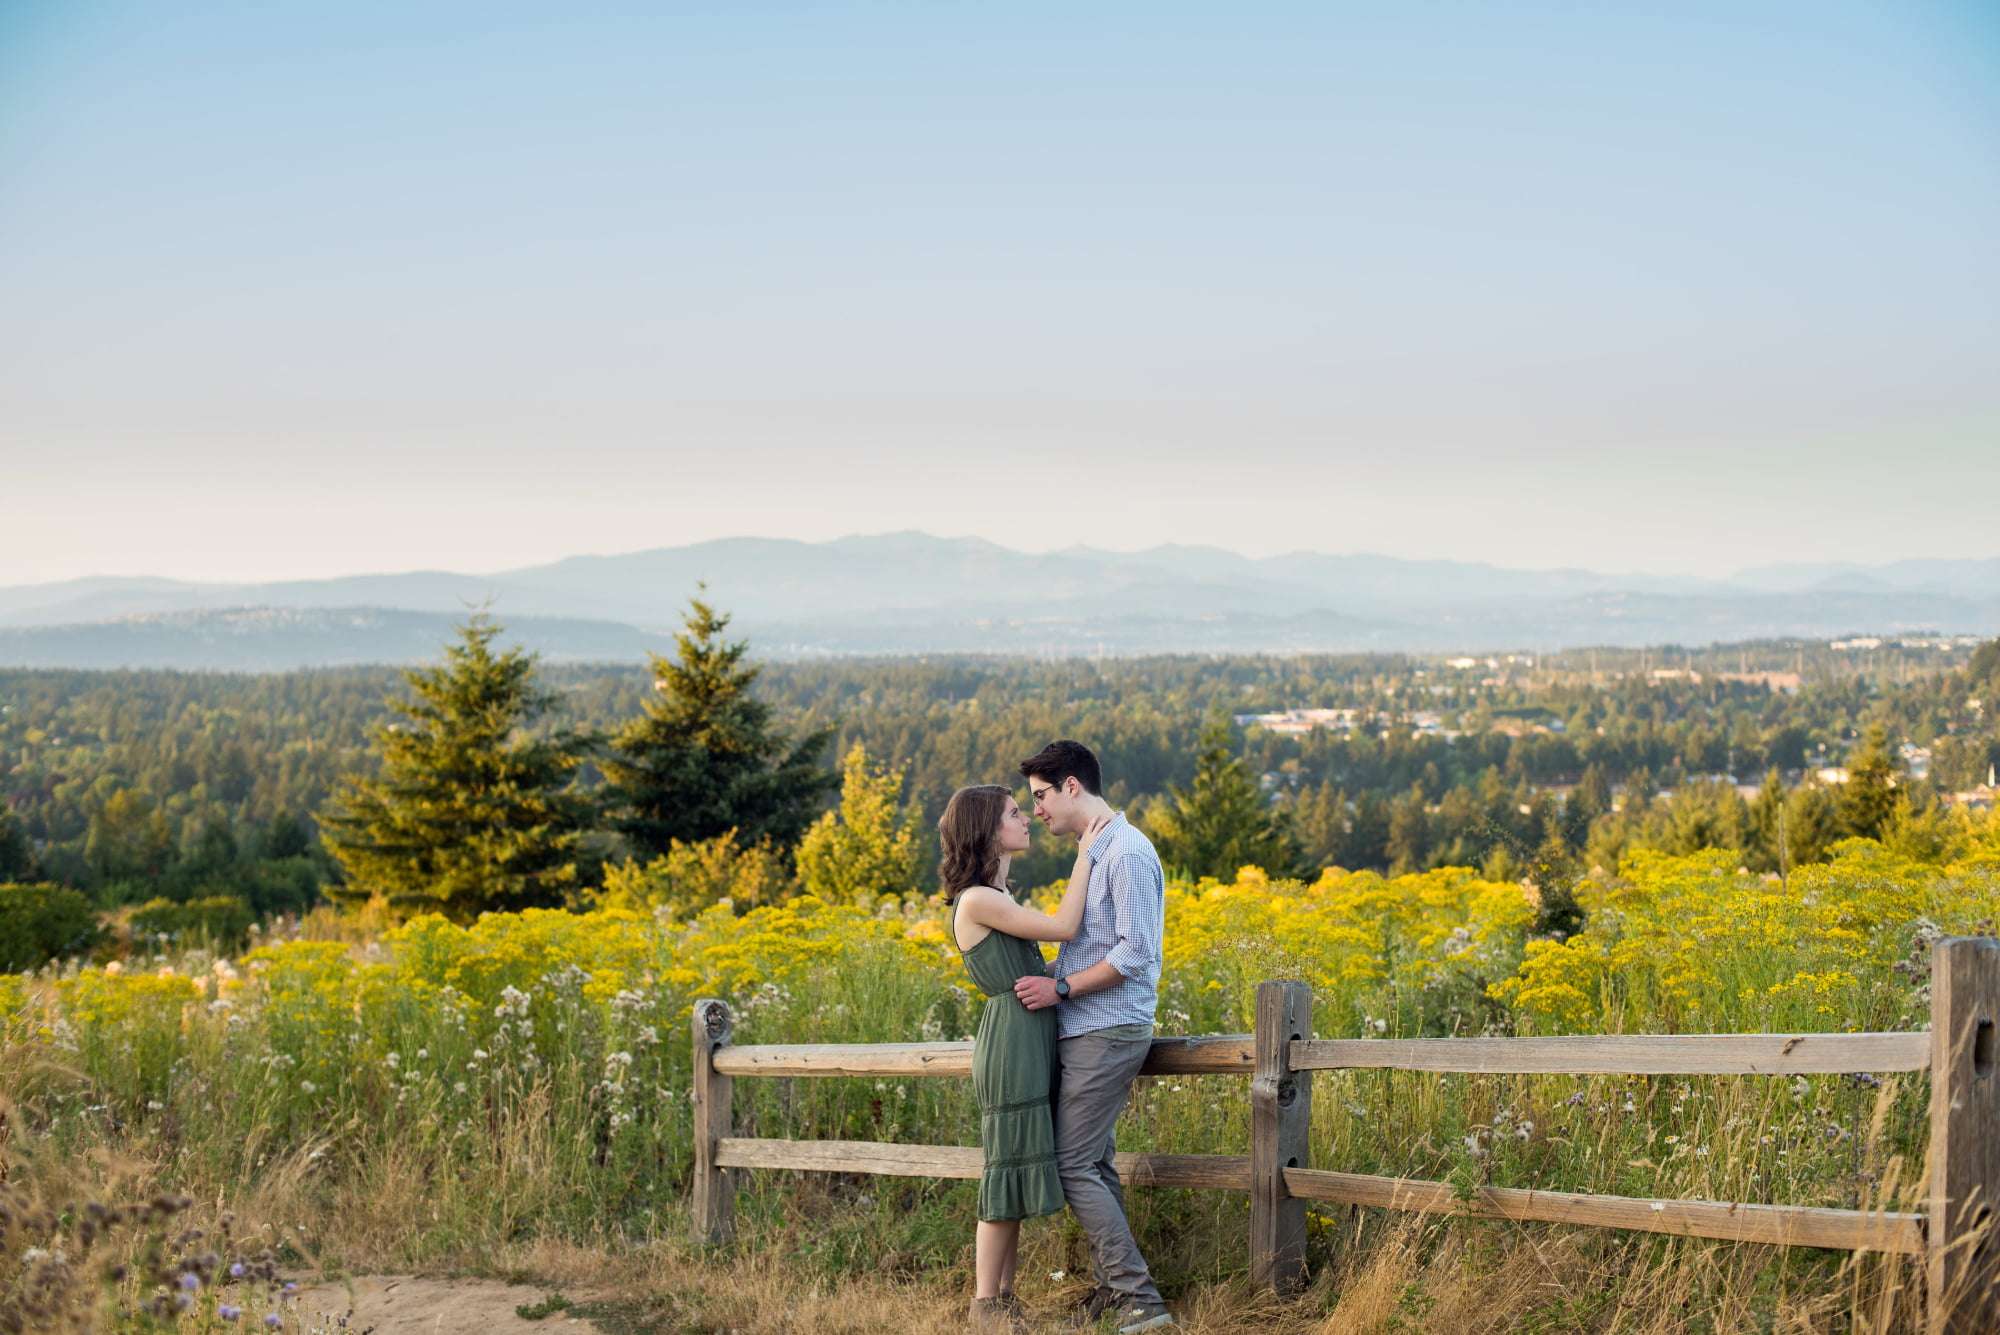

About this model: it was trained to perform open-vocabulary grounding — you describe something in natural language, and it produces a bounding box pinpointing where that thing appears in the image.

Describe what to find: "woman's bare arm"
[958,813,1111,943]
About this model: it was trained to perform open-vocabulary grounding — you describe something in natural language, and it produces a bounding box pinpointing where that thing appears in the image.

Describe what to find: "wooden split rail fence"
[692,936,2000,1334]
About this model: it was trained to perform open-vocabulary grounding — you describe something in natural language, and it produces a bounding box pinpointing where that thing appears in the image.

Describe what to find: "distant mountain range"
[1,534,1996,669]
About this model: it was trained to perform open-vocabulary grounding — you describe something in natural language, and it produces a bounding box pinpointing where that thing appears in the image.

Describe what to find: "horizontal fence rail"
[1281,1169,1926,1255]
[708,1032,1935,1080]
[709,1034,1256,1079]
[690,936,2000,1335]
[716,1139,1253,1191]
[1289,1031,1935,1076]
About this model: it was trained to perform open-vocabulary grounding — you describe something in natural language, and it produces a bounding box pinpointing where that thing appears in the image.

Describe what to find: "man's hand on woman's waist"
[1015,957,1127,1011]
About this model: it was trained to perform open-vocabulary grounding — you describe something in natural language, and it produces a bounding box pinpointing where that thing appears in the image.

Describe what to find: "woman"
[939,783,1108,1331]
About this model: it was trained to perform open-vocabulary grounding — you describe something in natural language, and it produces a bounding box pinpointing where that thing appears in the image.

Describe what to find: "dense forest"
[2,628,1996,907]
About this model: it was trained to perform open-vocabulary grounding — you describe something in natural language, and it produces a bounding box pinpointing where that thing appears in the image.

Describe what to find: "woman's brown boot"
[969,1295,1026,1331]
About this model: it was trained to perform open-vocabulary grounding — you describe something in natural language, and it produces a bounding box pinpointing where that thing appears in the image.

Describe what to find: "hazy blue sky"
[2,1,1996,584]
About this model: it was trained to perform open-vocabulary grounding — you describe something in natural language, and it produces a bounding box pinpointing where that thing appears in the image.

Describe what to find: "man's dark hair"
[1019,739,1102,796]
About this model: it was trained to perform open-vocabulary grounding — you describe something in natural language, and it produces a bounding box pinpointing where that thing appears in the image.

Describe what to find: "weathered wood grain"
[1290,1032,1931,1075]
[711,1041,974,1078]
[1927,937,2000,1335]
[714,1139,1251,1190]
[1284,1169,1924,1254]
[711,1035,1258,1079]
[718,1138,983,1178]
[1141,1034,1255,1075]
[690,999,735,1245]
[1251,981,1313,1293]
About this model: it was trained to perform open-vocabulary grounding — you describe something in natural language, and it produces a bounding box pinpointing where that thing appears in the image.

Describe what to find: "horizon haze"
[2,1,1997,584]
[1,532,1995,669]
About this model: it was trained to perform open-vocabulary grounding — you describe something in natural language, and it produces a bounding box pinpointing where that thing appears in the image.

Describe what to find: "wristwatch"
[1054,977,1071,1000]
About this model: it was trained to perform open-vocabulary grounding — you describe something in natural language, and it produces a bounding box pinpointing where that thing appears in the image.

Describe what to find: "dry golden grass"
[4,1080,1934,1334]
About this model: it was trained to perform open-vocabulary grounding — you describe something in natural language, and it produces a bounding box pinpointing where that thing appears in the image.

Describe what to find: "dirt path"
[288,1276,606,1335]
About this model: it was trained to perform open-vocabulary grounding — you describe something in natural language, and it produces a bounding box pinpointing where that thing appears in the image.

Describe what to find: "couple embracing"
[939,740,1173,1333]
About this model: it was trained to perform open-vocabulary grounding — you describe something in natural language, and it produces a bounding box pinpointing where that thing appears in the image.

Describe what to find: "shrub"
[127,896,256,951]
[0,882,102,972]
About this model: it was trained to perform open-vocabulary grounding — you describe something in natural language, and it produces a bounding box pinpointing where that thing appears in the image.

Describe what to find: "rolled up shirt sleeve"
[1100,852,1164,981]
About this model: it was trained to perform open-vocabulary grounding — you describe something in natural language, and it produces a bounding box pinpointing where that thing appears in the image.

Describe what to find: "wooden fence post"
[692,997,736,1246]
[1928,936,2000,1335]
[1251,979,1314,1292]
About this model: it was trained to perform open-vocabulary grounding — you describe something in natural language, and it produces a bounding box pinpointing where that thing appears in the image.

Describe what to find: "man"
[1014,739,1173,1334]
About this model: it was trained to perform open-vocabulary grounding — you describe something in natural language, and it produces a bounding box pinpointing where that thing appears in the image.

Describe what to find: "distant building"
[1233,708,1363,736]
[1898,744,1931,780]
[1946,765,1999,811]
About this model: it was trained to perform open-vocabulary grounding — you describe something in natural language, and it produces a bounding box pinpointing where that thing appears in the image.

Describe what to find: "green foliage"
[321,615,591,922]
[85,788,178,903]
[601,596,836,857]
[0,882,101,972]
[4,635,1998,903]
[794,744,926,907]
[594,832,791,917]
[0,803,33,880]
[142,819,323,917]
[1147,716,1303,879]
[1281,780,1349,872]
[1524,820,1585,940]
[8,840,1986,1322]
[1838,723,1901,841]
[1662,777,1744,855]
[127,895,256,951]
[515,1293,572,1321]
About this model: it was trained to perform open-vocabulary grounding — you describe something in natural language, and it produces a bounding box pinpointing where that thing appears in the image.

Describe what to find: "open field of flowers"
[7,832,2000,1331]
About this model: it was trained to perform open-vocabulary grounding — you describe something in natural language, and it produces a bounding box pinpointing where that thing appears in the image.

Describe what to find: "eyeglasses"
[1030,785,1057,804]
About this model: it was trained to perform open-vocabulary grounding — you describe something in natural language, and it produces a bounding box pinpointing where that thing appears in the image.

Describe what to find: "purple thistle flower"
[265,1315,285,1329]
[219,1305,243,1320]
[180,1273,202,1292]
[230,1263,246,1278]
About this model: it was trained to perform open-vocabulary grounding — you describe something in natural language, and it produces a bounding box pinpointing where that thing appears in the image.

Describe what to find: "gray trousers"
[1055,1031,1163,1303]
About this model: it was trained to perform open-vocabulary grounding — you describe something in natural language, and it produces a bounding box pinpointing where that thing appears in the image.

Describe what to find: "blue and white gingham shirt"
[1052,813,1166,1040]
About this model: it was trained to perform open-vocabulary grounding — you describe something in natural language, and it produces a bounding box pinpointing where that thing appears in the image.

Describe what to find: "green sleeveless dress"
[955,896,1064,1222]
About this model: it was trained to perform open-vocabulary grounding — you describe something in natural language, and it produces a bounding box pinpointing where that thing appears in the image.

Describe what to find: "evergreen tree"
[85,789,178,905]
[0,803,33,881]
[794,744,925,906]
[1524,818,1586,940]
[1341,790,1391,870]
[1563,763,1611,850]
[1384,785,1431,875]
[1148,717,1304,879]
[601,596,835,857]
[264,810,313,860]
[1283,780,1349,872]
[322,615,590,922]
[1664,778,1746,855]
[1838,724,1901,841]
[1784,781,1843,869]
[1746,769,1788,874]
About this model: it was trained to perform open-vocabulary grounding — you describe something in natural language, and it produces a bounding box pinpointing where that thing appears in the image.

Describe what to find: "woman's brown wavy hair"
[938,784,1013,905]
